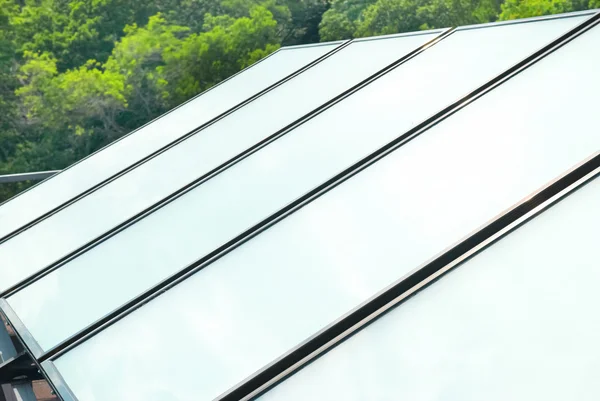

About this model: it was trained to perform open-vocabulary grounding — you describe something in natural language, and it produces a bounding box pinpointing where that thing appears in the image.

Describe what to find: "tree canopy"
[0,0,596,201]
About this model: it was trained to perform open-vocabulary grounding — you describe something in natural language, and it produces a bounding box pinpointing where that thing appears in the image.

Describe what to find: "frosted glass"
[0,42,339,241]
[258,176,600,401]
[49,16,600,401]
[0,31,440,296]
[8,15,591,352]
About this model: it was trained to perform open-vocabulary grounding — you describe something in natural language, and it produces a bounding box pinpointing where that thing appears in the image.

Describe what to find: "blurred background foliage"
[0,0,596,201]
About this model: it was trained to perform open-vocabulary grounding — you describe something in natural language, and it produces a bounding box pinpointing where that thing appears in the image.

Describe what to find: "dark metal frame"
[1,9,599,401]
[0,352,44,383]
[0,28,450,299]
[0,304,64,401]
[0,385,18,401]
[0,171,60,184]
[0,40,349,244]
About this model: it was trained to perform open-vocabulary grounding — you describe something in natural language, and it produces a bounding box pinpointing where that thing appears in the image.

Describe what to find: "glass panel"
[257,175,600,401]
[48,16,600,401]
[0,31,441,296]
[6,15,592,355]
[0,42,340,240]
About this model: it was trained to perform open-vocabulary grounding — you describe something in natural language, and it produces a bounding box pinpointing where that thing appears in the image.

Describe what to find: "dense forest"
[0,0,597,201]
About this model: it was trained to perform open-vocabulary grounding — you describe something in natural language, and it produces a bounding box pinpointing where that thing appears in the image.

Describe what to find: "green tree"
[283,0,331,44]
[156,0,224,33]
[355,0,421,36]
[499,0,588,20]
[17,52,128,143]
[161,4,280,103]
[1,2,283,189]
[0,0,305,202]
[0,0,21,170]
[10,0,585,204]
[319,0,500,40]
[319,0,373,41]
[104,14,188,130]
[10,51,128,174]
[218,0,318,44]
[355,0,499,36]
[9,0,160,71]
[418,0,501,29]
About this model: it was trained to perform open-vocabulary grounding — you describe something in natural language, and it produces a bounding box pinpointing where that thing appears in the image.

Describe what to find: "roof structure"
[0,9,599,401]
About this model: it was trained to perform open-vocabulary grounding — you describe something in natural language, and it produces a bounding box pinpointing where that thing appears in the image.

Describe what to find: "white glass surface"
[49,16,600,401]
[258,176,600,401]
[0,42,339,241]
[0,32,439,294]
[7,15,592,354]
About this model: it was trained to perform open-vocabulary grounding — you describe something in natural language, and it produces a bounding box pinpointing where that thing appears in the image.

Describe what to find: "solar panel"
[0,30,442,298]
[0,10,598,401]
[5,14,591,357]
[0,41,341,243]
[257,170,600,401]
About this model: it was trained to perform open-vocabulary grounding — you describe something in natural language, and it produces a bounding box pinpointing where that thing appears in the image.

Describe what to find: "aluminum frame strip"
[0,171,60,184]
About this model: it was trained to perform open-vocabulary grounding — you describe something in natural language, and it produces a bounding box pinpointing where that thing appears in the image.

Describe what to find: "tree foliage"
[164,5,280,103]
[319,0,371,40]
[0,0,596,201]
[320,0,503,39]
[500,0,589,19]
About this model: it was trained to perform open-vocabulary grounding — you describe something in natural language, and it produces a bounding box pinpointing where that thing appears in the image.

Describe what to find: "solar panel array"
[0,10,599,401]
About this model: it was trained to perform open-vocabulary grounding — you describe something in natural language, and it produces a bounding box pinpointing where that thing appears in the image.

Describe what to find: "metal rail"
[0,171,60,184]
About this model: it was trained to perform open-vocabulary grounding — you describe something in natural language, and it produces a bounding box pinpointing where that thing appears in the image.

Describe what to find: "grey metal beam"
[0,384,17,401]
[0,325,36,401]
[0,171,60,184]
